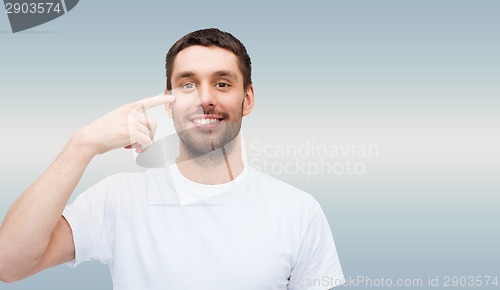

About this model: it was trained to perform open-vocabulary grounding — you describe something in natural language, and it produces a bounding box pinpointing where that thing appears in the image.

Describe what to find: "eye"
[182,83,196,90]
[216,82,231,88]
[180,82,197,93]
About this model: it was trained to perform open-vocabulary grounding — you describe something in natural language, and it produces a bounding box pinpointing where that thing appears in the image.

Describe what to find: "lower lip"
[191,120,222,129]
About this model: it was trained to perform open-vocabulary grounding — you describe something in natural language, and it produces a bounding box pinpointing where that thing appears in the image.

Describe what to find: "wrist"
[68,127,98,160]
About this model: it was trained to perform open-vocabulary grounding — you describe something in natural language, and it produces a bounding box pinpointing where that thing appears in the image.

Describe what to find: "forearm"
[0,94,171,281]
[0,130,95,274]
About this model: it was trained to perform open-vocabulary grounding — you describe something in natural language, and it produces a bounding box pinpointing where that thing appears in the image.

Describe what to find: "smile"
[190,114,223,128]
[192,118,220,125]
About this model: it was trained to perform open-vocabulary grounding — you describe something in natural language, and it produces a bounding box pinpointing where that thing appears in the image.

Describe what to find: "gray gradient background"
[1,0,499,289]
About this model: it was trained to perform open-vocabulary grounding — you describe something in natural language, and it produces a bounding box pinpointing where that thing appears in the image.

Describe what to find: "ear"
[164,88,173,118]
[242,84,255,116]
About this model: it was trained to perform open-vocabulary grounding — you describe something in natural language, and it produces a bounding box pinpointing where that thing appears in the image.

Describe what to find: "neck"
[175,133,244,185]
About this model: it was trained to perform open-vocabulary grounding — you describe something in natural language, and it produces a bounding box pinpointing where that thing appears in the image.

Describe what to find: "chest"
[111,204,297,289]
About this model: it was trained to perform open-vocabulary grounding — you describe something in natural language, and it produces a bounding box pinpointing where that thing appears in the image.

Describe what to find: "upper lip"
[190,114,223,121]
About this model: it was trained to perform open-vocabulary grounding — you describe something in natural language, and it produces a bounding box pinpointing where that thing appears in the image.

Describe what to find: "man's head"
[165,28,252,91]
[164,28,254,160]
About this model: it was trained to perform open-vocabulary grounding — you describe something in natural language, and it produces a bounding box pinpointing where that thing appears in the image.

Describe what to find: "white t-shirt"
[63,164,344,290]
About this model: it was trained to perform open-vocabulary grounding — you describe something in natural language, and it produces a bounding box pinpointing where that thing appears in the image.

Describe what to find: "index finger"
[141,94,175,111]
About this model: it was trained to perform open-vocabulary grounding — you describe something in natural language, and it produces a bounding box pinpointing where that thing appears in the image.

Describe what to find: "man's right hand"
[76,94,175,155]
[0,93,175,283]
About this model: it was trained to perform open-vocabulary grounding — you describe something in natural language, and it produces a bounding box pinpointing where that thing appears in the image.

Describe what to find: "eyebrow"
[173,71,196,83]
[212,70,238,80]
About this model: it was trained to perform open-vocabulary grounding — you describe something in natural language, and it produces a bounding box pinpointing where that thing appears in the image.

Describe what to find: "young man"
[0,28,344,289]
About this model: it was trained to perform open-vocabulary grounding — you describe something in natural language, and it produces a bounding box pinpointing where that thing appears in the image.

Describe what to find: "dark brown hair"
[165,28,252,91]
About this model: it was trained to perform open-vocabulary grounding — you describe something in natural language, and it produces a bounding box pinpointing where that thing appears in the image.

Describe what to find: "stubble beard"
[173,105,243,167]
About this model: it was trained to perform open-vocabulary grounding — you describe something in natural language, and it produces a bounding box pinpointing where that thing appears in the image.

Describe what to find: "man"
[0,28,344,289]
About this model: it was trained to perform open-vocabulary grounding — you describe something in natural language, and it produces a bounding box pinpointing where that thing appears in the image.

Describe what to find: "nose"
[196,84,217,109]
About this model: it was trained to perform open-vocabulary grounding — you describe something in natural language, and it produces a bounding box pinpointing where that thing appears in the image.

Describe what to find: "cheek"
[171,102,196,126]
[171,100,189,115]
[222,97,245,111]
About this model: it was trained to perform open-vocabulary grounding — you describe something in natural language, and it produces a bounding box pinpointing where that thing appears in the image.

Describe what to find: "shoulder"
[78,167,171,202]
[247,166,321,213]
[102,167,170,190]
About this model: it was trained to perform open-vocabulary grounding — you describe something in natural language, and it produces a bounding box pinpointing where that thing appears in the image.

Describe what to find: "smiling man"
[0,28,344,289]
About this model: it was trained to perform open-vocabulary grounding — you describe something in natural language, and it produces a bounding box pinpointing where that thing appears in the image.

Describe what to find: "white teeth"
[193,118,219,125]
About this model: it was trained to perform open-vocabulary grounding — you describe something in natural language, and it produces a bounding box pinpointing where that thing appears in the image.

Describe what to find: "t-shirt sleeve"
[288,206,345,290]
[62,175,118,268]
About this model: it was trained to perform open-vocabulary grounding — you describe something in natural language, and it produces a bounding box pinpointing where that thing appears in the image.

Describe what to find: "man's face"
[166,45,254,157]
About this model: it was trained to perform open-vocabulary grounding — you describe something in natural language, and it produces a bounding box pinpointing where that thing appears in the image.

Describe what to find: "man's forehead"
[172,46,241,78]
